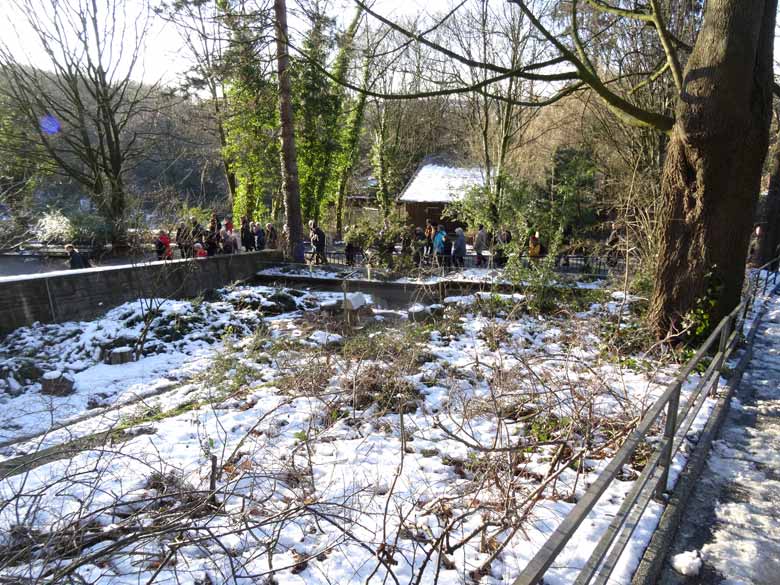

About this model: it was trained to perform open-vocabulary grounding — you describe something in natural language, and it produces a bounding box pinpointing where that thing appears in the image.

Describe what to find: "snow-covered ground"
[0,280,725,584]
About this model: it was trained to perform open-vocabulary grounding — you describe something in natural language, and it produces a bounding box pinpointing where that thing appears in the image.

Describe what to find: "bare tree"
[155,0,239,204]
[0,0,157,248]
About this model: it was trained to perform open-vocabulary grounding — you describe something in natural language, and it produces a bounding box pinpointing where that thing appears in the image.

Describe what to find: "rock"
[344,292,367,311]
[267,291,299,313]
[108,347,135,365]
[15,359,43,382]
[408,304,430,322]
[308,331,344,347]
[40,371,75,396]
[407,304,443,322]
[428,304,445,318]
[320,300,341,315]
[5,375,23,397]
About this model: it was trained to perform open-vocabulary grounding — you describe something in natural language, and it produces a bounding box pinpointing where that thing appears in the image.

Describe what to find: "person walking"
[308,220,327,265]
[453,227,466,268]
[65,244,91,269]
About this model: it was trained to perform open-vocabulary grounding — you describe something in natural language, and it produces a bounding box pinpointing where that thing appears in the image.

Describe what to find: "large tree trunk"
[648,0,776,338]
[757,127,780,269]
[274,0,303,259]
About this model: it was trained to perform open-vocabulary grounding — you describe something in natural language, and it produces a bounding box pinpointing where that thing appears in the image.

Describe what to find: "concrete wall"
[0,250,283,335]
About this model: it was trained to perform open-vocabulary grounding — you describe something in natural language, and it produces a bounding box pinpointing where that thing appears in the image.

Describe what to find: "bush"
[34,209,74,244]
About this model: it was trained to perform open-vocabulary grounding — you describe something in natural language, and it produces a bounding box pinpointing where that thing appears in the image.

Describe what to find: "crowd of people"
[405,220,518,269]
[154,213,279,260]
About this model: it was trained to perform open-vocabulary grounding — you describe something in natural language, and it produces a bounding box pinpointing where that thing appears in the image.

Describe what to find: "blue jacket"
[433,231,446,253]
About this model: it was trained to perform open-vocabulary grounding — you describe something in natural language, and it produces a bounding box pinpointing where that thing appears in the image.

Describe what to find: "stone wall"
[0,251,283,336]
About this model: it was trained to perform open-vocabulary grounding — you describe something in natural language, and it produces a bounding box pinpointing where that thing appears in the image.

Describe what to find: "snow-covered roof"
[398,163,483,204]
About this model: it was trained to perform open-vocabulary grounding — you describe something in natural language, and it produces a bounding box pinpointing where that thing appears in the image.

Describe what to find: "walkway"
[659,294,780,584]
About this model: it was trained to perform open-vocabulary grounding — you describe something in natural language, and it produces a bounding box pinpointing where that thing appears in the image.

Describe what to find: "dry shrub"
[347,364,421,414]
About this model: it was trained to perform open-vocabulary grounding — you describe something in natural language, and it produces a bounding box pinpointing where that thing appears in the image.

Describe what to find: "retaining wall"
[0,251,284,335]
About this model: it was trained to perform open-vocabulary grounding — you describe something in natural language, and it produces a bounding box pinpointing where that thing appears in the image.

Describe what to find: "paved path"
[659,296,780,585]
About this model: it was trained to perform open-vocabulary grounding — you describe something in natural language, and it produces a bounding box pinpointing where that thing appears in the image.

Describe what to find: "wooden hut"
[398,160,483,231]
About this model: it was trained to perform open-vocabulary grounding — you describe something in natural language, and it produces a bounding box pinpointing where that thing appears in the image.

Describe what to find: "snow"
[308,331,344,346]
[692,292,780,584]
[398,163,483,203]
[671,550,702,576]
[344,292,367,311]
[258,265,607,290]
[1,276,770,585]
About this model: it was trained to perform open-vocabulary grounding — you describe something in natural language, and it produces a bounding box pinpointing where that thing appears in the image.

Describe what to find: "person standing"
[433,224,446,266]
[220,228,235,254]
[241,217,255,251]
[453,227,466,268]
[154,230,173,260]
[474,224,488,267]
[424,219,435,257]
[529,231,542,259]
[175,222,189,258]
[266,223,278,249]
[254,222,265,250]
[413,226,425,266]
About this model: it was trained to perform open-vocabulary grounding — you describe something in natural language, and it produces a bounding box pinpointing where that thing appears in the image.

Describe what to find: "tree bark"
[757,124,780,269]
[648,0,777,337]
[274,0,303,258]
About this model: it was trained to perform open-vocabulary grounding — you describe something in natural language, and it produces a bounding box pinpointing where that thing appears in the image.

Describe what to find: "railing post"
[656,380,681,499]
[711,316,731,395]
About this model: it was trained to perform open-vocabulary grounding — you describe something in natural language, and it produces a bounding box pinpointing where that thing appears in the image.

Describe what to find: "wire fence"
[320,250,623,276]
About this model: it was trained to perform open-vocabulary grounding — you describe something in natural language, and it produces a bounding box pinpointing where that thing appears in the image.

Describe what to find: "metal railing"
[320,250,620,276]
[512,258,780,585]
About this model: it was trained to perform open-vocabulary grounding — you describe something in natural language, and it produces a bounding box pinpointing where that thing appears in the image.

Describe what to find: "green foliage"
[0,94,50,230]
[681,270,723,344]
[219,0,281,223]
[176,205,212,227]
[550,147,598,233]
[343,216,409,267]
[505,228,564,314]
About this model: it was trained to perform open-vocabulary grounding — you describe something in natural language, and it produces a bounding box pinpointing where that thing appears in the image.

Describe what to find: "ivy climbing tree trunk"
[335,59,370,240]
[648,0,777,337]
[274,0,303,258]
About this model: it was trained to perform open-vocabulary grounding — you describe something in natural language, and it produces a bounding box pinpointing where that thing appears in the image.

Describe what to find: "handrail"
[512,257,780,585]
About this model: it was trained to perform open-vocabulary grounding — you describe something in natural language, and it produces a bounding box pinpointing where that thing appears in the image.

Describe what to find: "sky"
[0,0,455,88]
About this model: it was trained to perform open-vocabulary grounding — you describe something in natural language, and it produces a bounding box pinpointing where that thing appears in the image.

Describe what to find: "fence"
[321,250,621,276]
[511,259,780,585]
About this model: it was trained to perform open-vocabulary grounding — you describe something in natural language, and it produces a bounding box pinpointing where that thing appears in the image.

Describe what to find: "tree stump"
[40,371,75,396]
[109,347,135,365]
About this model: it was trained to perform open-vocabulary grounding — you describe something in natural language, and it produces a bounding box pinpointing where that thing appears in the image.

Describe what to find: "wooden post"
[656,381,681,499]
[209,454,218,508]
[711,316,731,394]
